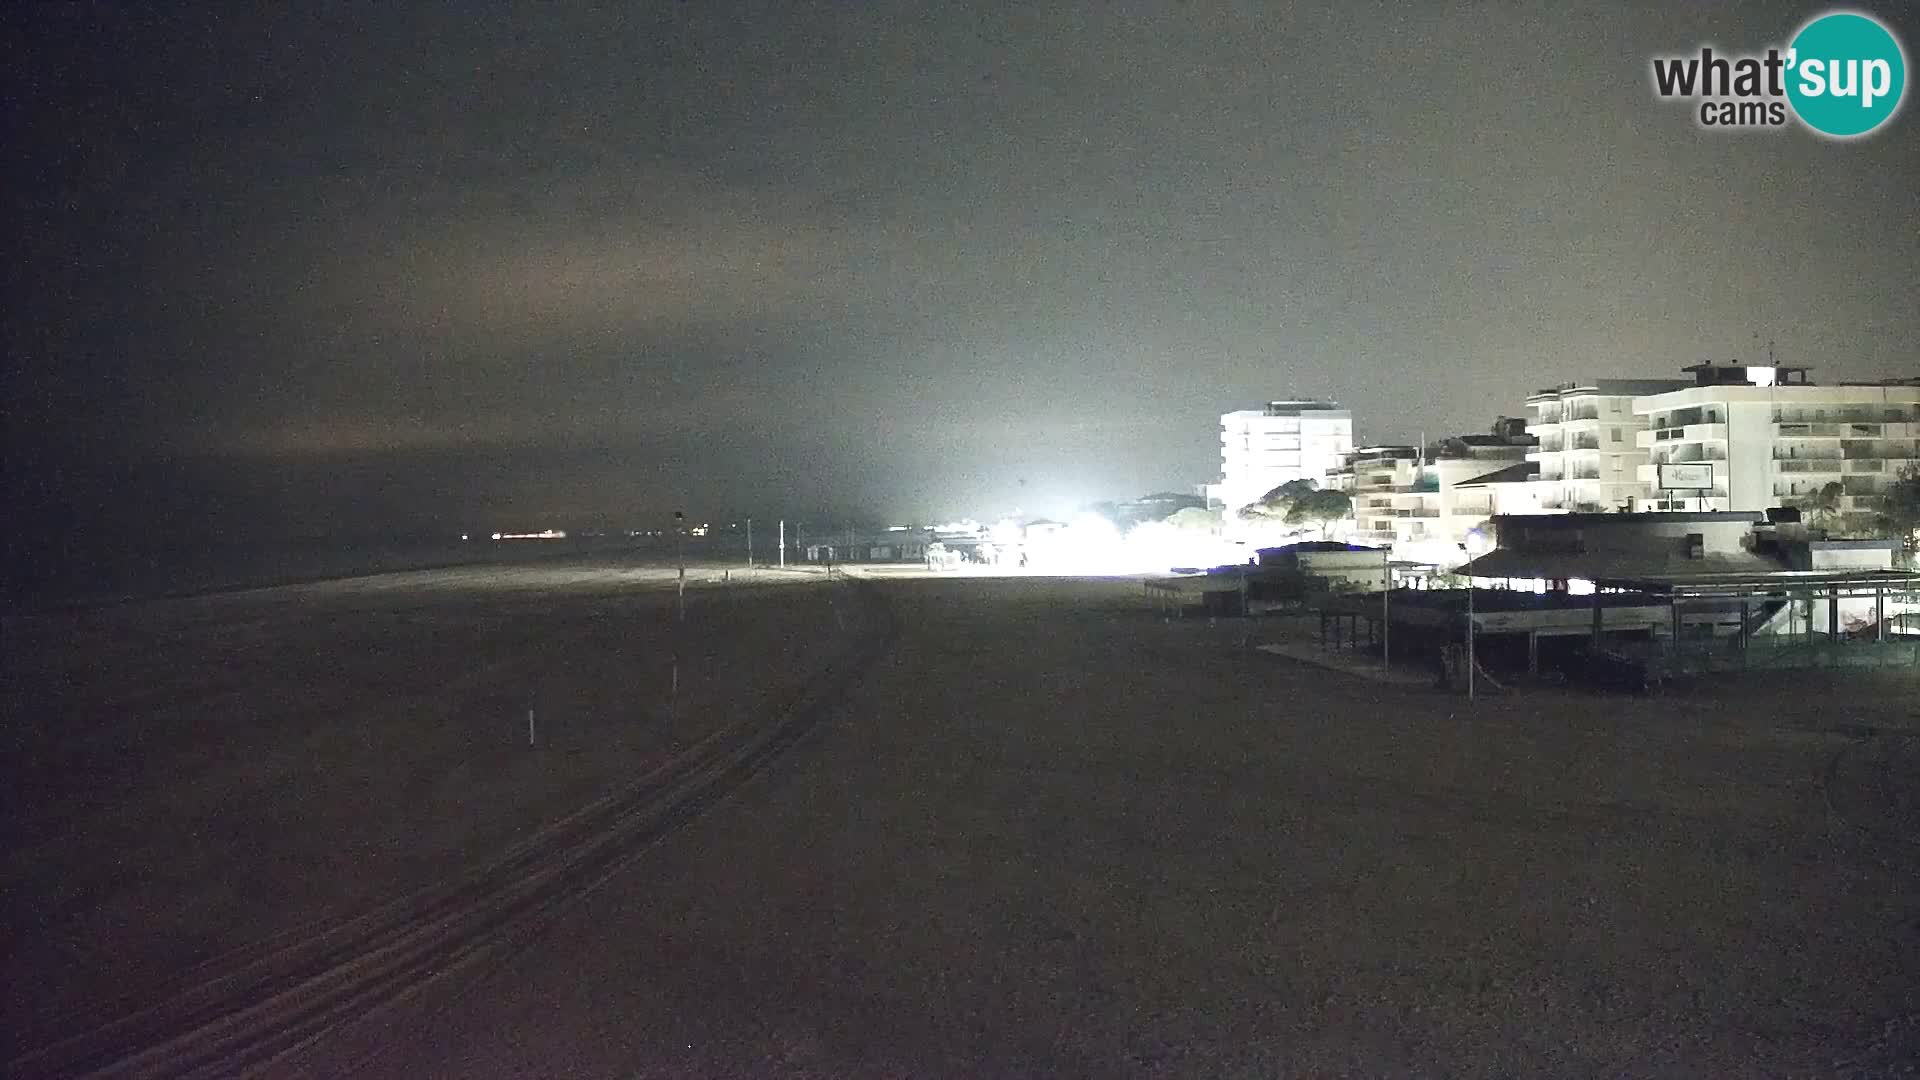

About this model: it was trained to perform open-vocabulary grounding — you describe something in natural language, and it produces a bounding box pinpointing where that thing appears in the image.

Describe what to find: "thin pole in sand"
[674,510,687,623]
[527,707,536,748]
[1466,578,1476,702]
[1381,550,1391,677]
[779,519,786,569]
[746,517,753,568]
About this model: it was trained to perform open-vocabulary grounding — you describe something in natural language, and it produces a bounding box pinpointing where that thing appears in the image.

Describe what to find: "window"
[1611,457,1623,474]
[1610,427,1622,443]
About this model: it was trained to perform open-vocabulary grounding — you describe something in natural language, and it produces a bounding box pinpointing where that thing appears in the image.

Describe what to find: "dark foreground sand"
[7,570,1919,1076]
[2,560,857,1055]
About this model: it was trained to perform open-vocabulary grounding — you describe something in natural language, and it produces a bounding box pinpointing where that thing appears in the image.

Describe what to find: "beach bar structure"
[1310,508,1920,680]
[1312,566,1920,680]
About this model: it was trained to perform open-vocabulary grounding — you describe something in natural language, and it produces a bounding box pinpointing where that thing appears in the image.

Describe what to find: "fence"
[1626,635,1920,678]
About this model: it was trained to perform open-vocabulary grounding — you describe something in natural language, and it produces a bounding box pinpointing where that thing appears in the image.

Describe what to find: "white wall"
[1725,399,1776,512]
[1217,408,1354,510]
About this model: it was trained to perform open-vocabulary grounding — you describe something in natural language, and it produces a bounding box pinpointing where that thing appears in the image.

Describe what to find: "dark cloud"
[7,1,1917,560]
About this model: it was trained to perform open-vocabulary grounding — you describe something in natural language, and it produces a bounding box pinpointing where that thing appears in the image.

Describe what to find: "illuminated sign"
[1658,463,1715,490]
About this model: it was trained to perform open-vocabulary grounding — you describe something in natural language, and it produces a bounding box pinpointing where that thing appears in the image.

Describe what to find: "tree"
[1285,489,1354,538]
[1239,479,1319,523]
[1874,464,1920,554]
[1163,506,1222,532]
[1092,492,1208,530]
[1794,481,1846,534]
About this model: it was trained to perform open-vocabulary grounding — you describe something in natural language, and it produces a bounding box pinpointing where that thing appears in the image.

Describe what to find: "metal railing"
[1638,637,1920,676]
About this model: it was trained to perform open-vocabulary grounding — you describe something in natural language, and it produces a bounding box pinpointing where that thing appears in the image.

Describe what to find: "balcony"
[1644,422,1729,444]
[1775,460,1843,474]
[1655,447,1727,464]
[1841,440,1920,460]
[1775,422,1841,438]
[1657,408,1722,428]
[1682,422,1726,442]
[1775,409,1920,425]
[1570,435,1601,451]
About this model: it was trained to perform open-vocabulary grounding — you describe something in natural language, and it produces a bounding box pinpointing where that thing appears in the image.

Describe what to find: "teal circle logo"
[1786,12,1907,137]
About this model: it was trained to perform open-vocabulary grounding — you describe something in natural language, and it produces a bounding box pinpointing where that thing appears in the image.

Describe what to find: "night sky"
[7,3,1918,556]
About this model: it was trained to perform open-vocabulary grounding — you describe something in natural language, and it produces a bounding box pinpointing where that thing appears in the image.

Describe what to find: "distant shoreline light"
[490,529,568,541]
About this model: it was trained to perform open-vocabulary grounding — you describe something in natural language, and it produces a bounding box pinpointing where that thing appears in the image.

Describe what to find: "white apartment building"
[1207,400,1353,512]
[1329,446,1421,547]
[1451,461,1554,520]
[1634,365,1920,532]
[1330,438,1531,564]
[1524,378,1691,512]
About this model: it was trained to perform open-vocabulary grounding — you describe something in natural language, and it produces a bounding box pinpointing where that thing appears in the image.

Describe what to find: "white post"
[527,707,536,748]
[675,512,686,622]
[779,519,786,568]
[746,517,753,568]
